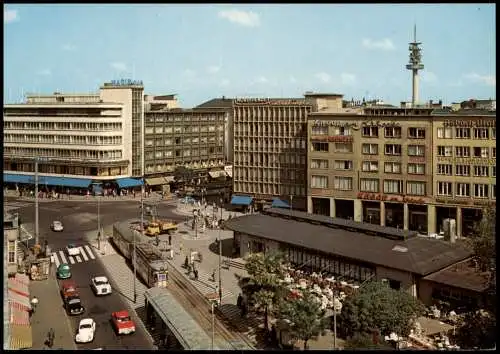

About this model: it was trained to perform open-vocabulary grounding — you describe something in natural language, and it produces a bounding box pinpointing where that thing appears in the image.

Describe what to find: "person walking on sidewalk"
[46,328,55,348]
[31,296,39,313]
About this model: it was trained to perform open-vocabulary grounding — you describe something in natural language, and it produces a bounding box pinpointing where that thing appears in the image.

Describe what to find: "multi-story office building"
[307,99,496,238]
[232,94,342,210]
[143,108,226,183]
[3,80,145,185]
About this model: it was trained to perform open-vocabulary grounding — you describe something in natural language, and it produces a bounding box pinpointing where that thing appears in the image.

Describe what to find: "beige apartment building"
[143,108,226,187]
[3,80,145,184]
[307,98,496,238]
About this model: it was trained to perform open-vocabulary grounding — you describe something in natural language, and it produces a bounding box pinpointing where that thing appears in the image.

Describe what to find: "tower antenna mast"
[406,24,424,106]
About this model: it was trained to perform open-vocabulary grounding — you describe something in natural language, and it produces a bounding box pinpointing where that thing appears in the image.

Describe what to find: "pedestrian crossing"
[3,201,32,213]
[51,245,96,268]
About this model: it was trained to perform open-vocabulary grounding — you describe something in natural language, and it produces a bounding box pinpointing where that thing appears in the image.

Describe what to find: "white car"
[75,318,96,343]
[51,221,64,232]
[90,276,112,296]
[66,244,80,257]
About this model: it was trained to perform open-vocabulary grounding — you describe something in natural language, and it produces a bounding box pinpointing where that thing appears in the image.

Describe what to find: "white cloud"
[4,9,19,24]
[257,76,269,83]
[62,44,77,51]
[207,65,221,74]
[463,72,496,87]
[218,9,260,27]
[219,79,230,87]
[183,69,196,77]
[110,62,128,72]
[289,76,297,83]
[315,72,331,83]
[37,69,52,76]
[420,71,438,84]
[362,38,395,51]
[340,73,356,86]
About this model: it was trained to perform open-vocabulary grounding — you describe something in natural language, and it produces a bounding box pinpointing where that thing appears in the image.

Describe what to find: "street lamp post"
[211,300,215,350]
[290,195,293,213]
[135,183,143,303]
[332,297,343,350]
[218,198,223,304]
[35,158,40,246]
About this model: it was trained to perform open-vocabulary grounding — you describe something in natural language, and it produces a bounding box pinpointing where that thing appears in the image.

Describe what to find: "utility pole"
[35,158,39,245]
[218,198,223,304]
[211,300,215,350]
[97,186,101,250]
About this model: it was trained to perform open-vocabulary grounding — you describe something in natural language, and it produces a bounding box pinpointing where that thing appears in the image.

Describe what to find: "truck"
[112,222,168,288]
[60,280,85,315]
[144,221,178,237]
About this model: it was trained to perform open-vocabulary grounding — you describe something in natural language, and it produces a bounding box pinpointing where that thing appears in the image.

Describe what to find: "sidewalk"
[30,275,76,350]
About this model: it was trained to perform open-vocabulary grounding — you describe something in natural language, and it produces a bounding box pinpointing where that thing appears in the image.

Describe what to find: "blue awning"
[3,174,92,188]
[116,177,144,189]
[271,198,291,209]
[230,195,253,206]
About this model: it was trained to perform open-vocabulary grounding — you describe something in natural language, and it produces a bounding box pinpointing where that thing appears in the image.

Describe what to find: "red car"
[111,310,136,335]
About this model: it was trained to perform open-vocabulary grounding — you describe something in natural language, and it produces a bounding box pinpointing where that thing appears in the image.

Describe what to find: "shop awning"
[9,301,30,326]
[271,198,291,209]
[164,176,175,183]
[116,177,144,189]
[9,323,32,350]
[3,173,92,188]
[230,195,253,206]
[208,170,227,179]
[8,275,30,298]
[145,177,168,186]
[8,290,31,311]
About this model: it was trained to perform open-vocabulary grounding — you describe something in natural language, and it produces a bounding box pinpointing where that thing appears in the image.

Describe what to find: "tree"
[345,332,393,350]
[173,166,194,186]
[277,290,328,350]
[454,310,496,349]
[468,208,496,273]
[339,281,425,338]
[243,251,288,330]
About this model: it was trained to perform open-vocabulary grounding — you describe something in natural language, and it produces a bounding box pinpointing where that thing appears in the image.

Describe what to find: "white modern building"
[3,80,145,190]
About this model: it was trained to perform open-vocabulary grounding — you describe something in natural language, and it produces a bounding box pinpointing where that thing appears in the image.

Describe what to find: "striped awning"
[9,301,30,326]
[208,170,227,178]
[8,274,30,298]
[8,290,31,311]
[10,323,32,350]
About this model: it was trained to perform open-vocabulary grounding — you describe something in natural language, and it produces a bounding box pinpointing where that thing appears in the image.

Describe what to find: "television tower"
[406,24,424,106]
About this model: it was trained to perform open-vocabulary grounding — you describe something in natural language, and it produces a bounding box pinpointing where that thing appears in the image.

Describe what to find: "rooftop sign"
[109,79,143,86]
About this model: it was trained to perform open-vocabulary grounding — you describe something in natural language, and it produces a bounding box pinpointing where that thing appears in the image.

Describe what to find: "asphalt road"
[11,198,186,350]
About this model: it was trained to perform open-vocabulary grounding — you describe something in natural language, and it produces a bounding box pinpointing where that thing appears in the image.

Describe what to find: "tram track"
[166,262,255,349]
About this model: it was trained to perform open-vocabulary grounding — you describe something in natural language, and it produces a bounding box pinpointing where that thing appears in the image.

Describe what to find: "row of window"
[144,146,223,160]
[312,125,429,139]
[437,146,496,158]
[286,247,375,282]
[4,134,122,146]
[437,127,496,140]
[310,176,428,195]
[311,159,427,175]
[234,183,305,197]
[234,138,306,150]
[235,123,305,137]
[234,107,311,122]
[437,182,496,199]
[144,159,224,174]
[145,114,224,122]
[311,142,427,156]
[437,164,496,177]
[234,153,307,166]
[4,121,122,131]
[144,124,223,135]
[4,147,123,160]
[145,136,223,147]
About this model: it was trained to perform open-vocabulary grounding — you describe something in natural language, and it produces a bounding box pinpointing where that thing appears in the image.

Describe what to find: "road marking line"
[75,255,82,262]
[53,254,61,268]
[59,251,68,264]
[80,247,89,261]
[85,245,95,260]
[68,256,75,264]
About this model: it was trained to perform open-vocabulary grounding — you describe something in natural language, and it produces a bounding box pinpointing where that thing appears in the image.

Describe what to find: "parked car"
[75,318,96,343]
[111,310,136,335]
[66,244,80,257]
[90,276,112,296]
[57,263,72,279]
[51,221,64,232]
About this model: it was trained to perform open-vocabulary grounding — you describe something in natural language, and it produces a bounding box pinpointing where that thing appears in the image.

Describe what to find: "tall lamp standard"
[91,183,102,250]
[332,297,343,349]
[34,157,49,246]
[218,197,223,304]
[290,195,293,213]
[135,181,144,304]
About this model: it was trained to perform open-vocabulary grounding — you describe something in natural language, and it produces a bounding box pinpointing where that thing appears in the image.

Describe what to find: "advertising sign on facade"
[312,120,401,130]
[443,120,496,128]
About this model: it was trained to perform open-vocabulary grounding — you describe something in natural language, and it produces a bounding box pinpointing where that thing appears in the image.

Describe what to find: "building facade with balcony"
[3,80,145,189]
[307,105,496,238]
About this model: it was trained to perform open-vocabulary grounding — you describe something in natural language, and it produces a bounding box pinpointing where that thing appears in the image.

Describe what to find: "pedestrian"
[169,248,174,260]
[168,235,172,246]
[47,328,55,348]
[198,252,203,263]
[237,293,243,309]
[211,269,216,282]
[194,269,199,280]
[31,296,39,313]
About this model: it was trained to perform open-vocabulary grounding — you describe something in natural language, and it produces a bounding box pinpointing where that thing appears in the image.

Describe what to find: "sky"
[4,4,496,107]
